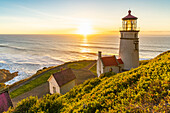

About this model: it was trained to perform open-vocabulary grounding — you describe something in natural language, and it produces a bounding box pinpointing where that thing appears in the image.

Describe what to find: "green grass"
[10,69,59,98]
[139,60,150,65]
[9,66,57,89]
[67,61,92,69]
[89,63,97,75]
[0,83,8,93]
[10,60,93,99]
[7,51,170,113]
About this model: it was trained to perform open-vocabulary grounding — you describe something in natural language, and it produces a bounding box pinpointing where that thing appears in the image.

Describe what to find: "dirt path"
[9,64,66,93]
[83,61,96,70]
[12,82,49,107]
[11,60,97,107]
[73,61,96,84]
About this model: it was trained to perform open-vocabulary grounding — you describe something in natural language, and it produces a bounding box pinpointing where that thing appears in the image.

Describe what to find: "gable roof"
[101,56,119,66]
[52,68,76,87]
[117,58,124,64]
[0,88,13,112]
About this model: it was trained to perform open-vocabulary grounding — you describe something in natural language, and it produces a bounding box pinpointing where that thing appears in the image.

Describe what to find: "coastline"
[5,57,150,87]
[0,69,18,83]
[7,51,170,112]
[9,60,95,93]
[1,34,169,85]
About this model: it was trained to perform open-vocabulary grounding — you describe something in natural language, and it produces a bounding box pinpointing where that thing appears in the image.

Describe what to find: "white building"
[97,51,124,77]
[97,10,140,77]
[47,68,76,95]
[119,10,140,70]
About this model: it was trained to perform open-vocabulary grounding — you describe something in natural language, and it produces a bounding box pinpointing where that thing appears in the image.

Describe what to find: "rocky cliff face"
[0,69,18,83]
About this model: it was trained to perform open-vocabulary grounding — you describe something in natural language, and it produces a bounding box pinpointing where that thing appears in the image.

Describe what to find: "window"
[53,87,56,93]
[134,33,137,38]
[121,33,123,38]
[135,43,138,50]
[134,40,139,50]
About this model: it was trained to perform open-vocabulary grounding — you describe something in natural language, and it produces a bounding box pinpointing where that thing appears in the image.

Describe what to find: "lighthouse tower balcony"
[120,10,140,32]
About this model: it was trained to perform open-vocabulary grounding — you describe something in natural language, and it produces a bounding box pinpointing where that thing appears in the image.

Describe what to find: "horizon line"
[1,30,170,35]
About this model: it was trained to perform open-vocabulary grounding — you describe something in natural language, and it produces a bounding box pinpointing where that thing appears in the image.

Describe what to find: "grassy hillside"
[10,60,93,98]
[10,69,59,98]
[0,83,6,91]
[6,51,170,113]
[0,69,18,83]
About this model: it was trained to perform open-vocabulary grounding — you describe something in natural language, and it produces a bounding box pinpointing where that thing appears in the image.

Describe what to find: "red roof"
[122,10,137,20]
[101,56,119,66]
[52,68,76,87]
[0,90,13,113]
[117,58,124,64]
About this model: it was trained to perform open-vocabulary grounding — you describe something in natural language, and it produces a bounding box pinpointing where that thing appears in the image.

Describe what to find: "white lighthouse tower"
[119,10,139,70]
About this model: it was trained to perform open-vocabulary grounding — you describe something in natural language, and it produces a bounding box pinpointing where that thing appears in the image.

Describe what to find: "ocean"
[0,34,169,85]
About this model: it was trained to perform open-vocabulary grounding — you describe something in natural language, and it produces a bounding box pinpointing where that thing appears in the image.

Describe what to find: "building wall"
[97,58,101,77]
[119,31,139,70]
[48,76,60,94]
[119,64,124,72]
[97,58,102,77]
[60,80,75,95]
[103,66,120,73]
[0,91,13,113]
[97,58,104,77]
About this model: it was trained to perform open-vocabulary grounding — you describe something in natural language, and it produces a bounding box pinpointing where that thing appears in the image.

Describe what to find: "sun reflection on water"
[83,35,87,43]
[80,35,90,53]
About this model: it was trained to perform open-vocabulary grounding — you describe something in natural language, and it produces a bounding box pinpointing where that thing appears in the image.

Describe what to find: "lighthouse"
[119,10,139,70]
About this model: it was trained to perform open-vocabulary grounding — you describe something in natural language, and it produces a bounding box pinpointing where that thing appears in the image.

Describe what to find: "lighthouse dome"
[122,10,138,20]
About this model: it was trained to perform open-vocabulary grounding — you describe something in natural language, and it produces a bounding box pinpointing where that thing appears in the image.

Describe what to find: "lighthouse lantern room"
[122,10,138,31]
[119,10,140,70]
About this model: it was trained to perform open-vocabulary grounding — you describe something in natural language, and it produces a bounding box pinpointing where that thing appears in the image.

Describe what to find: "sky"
[0,0,170,34]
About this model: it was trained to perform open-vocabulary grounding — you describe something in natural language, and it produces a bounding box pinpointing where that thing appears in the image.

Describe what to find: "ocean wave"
[48,48,98,56]
[0,34,169,85]
[0,60,6,63]
[76,42,119,46]
[140,44,170,49]
[13,62,41,66]
[1,54,65,85]
[0,35,45,45]
[78,45,118,50]
[140,49,165,53]
[67,44,119,49]
[0,44,30,52]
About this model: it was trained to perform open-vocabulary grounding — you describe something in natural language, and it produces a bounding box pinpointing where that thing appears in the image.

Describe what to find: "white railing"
[119,27,140,31]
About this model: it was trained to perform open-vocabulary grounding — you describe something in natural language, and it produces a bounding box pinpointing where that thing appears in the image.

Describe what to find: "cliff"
[0,69,18,83]
[6,51,170,113]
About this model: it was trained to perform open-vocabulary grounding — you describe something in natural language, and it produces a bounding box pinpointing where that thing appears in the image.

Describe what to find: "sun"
[76,22,94,36]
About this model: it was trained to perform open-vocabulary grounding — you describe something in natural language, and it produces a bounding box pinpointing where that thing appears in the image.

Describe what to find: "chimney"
[98,51,102,58]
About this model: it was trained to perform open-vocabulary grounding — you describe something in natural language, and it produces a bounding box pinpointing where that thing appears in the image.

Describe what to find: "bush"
[6,94,62,113]
[29,93,62,113]
[6,51,170,113]
[139,60,150,65]
[99,72,116,79]
[0,83,6,90]
[9,96,38,113]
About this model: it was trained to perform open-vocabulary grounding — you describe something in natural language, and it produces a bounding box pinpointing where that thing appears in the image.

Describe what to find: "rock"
[0,83,6,90]
[0,69,18,83]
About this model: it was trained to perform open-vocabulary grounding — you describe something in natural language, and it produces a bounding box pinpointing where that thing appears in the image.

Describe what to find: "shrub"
[9,96,38,113]
[99,72,116,79]
[6,51,170,113]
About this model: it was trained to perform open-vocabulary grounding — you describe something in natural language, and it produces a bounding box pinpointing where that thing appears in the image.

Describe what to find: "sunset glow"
[76,22,94,36]
[0,0,170,34]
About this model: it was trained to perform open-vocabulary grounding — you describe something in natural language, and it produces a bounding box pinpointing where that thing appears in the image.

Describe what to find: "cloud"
[15,5,82,22]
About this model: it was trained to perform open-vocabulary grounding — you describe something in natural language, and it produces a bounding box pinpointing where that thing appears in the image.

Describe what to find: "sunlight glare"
[76,22,94,36]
